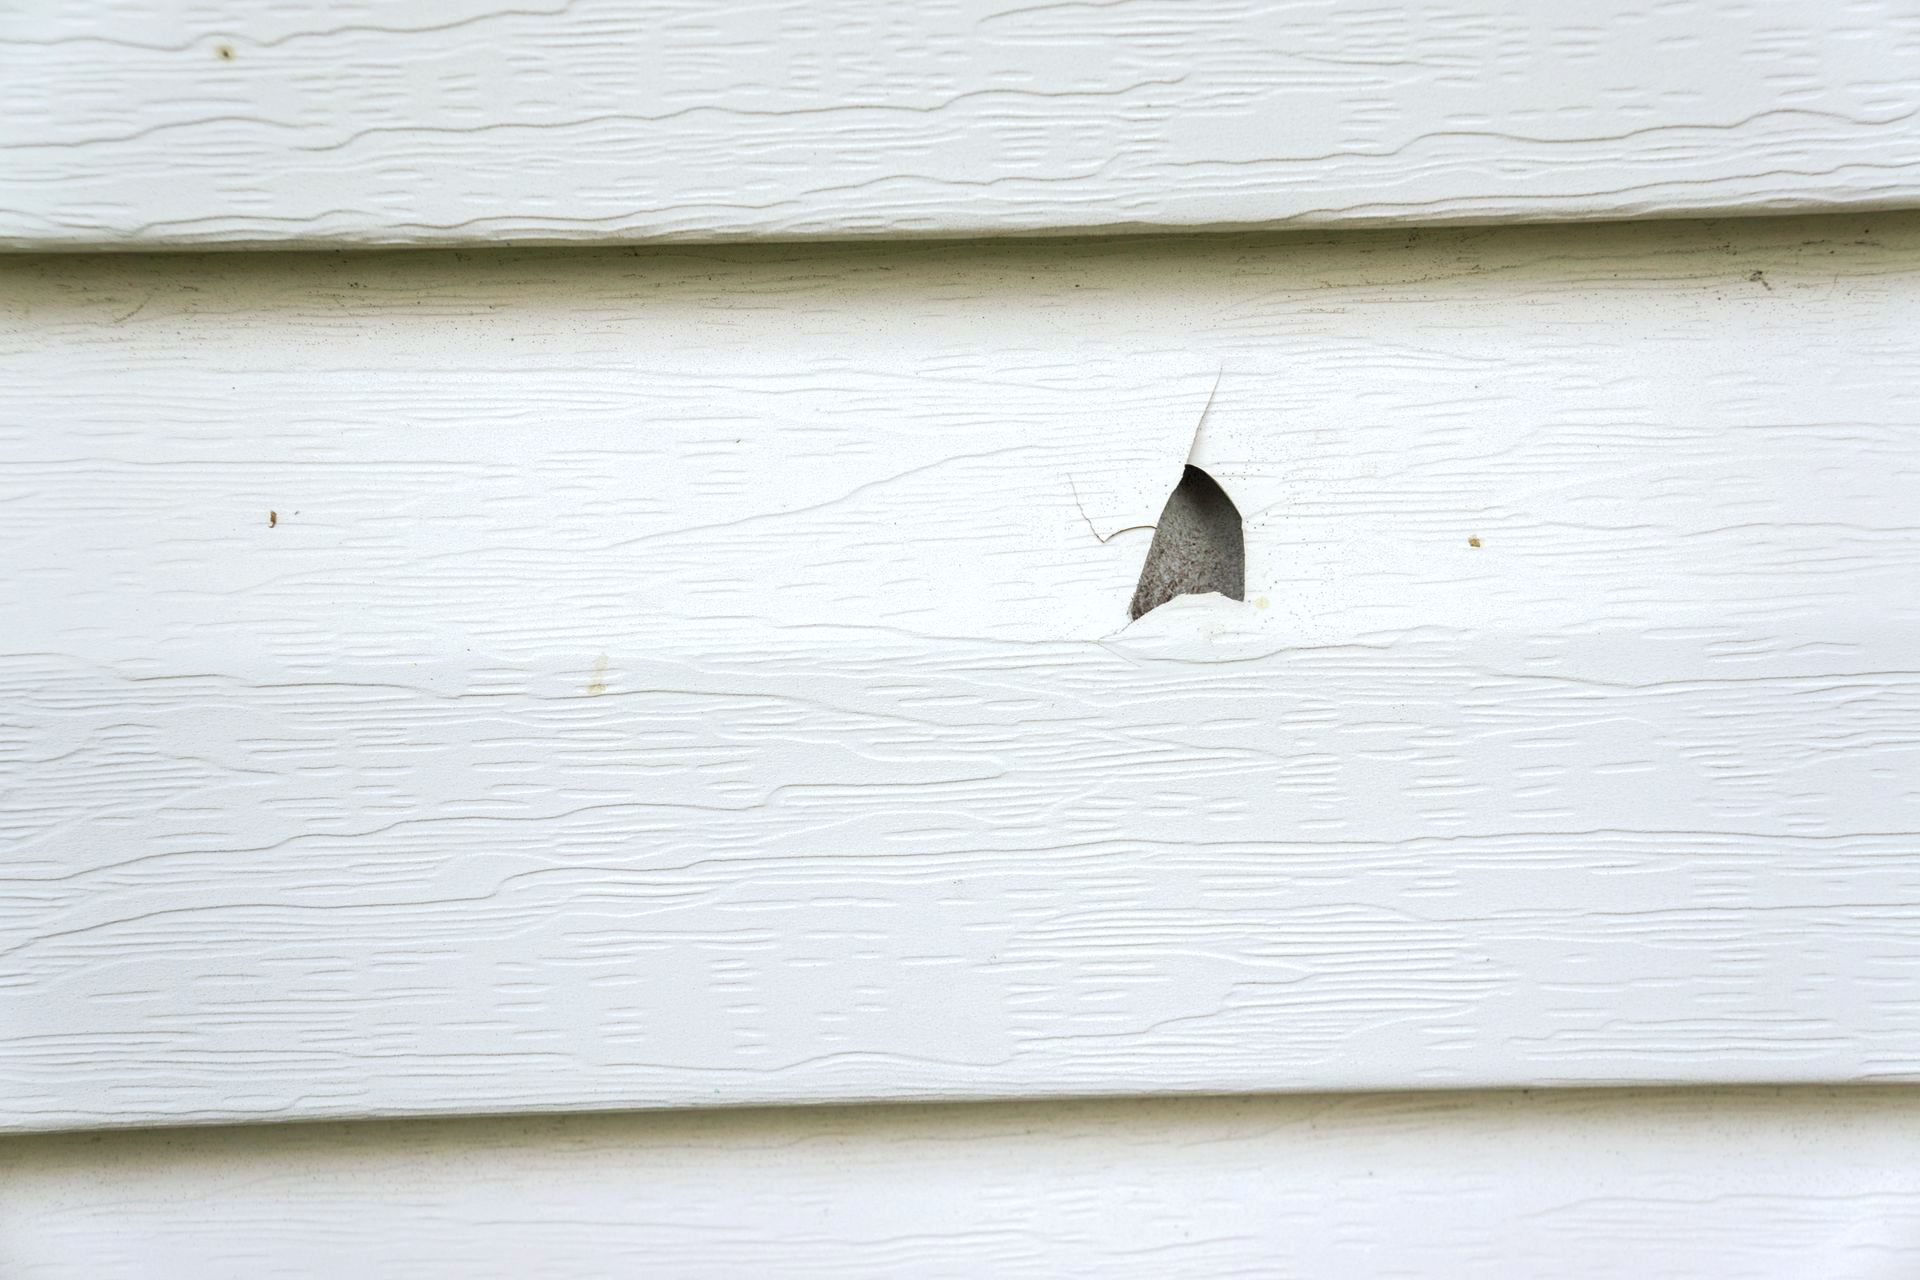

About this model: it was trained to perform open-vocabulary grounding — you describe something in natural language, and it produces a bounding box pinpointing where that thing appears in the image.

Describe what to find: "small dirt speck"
[215,43,235,60]
[1468,535,1481,548]
[268,510,277,527]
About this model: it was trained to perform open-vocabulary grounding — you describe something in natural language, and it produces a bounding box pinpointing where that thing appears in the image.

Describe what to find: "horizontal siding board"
[4,1,1920,247]
[1,214,1919,1130]
[4,1088,1920,1277]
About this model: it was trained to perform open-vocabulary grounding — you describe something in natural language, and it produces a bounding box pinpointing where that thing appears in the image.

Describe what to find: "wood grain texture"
[5,1087,1920,1278]
[6,0,1920,248]
[3,213,1920,1131]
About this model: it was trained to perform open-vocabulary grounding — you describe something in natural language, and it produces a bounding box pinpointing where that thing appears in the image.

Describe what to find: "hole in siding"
[1129,465,1245,620]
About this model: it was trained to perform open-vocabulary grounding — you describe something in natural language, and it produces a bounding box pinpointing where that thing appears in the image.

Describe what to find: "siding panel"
[2,215,1919,1130]
[4,1088,1919,1278]
[5,1,1920,247]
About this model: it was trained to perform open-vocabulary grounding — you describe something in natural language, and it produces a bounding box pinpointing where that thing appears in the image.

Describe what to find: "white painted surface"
[4,1087,1919,1278]
[5,0,1920,248]
[3,214,1920,1131]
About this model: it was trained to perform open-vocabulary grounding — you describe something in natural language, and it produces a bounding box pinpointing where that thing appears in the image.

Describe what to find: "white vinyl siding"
[4,213,1917,1132]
